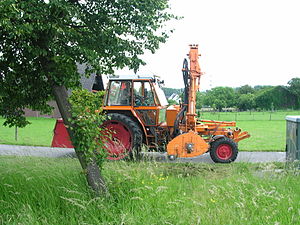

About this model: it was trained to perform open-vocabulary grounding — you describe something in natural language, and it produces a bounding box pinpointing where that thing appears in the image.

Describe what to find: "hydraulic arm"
[167,44,250,160]
[186,44,203,129]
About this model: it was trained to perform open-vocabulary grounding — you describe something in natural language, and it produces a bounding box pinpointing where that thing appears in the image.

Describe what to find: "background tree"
[203,87,235,111]
[0,0,175,194]
[287,78,300,96]
[236,93,255,111]
[196,91,205,109]
[163,78,300,111]
[253,85,273,92]
[167,99,178,105]
[288,77,300,108]
[236,85,254,95]
[254,86,297,110]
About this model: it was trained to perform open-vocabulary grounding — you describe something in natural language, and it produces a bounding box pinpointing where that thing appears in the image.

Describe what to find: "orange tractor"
[101,45,250,162]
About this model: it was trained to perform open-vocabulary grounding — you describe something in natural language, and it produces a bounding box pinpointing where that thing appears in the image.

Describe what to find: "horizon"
[162,77,295,91]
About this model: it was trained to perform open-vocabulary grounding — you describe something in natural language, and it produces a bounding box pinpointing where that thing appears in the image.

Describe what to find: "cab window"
[107,81,132,106]
[133,81,155,106]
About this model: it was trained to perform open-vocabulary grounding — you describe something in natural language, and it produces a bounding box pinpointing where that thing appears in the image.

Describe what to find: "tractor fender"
[130,109,148,144]
[206,135,226,153]
[211,135,226,142]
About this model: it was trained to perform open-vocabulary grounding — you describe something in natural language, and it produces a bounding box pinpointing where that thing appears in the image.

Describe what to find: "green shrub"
[68,89,107,168]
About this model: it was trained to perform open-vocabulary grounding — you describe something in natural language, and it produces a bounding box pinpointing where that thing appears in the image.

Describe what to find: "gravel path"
[0,144,286,163]
[0,144,76,158]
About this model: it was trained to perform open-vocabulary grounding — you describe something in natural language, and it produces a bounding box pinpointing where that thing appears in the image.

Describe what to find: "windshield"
[153,83,168,106]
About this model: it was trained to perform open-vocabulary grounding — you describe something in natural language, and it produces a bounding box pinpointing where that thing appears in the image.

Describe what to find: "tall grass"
[1,156,299,224]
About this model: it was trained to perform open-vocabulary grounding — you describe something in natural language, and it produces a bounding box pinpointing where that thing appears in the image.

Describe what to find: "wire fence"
[197,110,300,121]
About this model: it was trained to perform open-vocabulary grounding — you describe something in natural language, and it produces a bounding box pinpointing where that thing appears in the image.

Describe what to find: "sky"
[115,0,300,90]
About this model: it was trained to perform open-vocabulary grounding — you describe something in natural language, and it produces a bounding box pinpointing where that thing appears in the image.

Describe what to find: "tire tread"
[209,137,238,163]
[106,113,143,160]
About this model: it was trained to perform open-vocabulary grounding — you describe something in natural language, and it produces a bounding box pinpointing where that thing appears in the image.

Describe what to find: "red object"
[51,118,132,160]
[103,120,132,160]
[51,119,74,148]
[216,144,233,160]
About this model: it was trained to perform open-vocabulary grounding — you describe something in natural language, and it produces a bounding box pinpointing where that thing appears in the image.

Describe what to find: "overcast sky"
[115,0,300,90]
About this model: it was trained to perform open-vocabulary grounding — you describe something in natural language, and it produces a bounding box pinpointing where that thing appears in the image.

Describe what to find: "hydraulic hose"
[172,59,189,137]
[182,58,189,105]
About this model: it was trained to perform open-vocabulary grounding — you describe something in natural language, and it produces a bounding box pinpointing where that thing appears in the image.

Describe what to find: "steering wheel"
[135,95,144,106]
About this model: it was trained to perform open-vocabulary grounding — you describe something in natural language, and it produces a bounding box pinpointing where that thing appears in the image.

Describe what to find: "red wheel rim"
[216,144,233,160]
[102,120,132,160]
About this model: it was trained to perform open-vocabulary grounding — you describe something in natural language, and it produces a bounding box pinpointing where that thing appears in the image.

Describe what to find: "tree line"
[164,78,300,111]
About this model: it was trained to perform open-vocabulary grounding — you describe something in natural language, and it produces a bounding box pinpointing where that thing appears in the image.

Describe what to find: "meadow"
[0,117,56,147]
[0,110,300,151]
[0,156,299,225]
[200,110,300,151]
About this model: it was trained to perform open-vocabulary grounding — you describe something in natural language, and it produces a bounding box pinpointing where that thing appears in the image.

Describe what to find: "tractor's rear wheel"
[102,113,142,160]
[209,137,238,163]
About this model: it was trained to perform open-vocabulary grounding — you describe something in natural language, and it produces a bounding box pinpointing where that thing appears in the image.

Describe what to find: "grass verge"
[0,117,56,147]
[1,156,299,224]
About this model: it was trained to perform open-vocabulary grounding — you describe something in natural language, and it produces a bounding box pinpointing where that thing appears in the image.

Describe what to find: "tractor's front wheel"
[102,113,142,160]
[209,137,238,163]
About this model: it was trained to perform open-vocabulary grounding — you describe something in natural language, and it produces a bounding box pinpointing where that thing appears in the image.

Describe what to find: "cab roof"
[108,74,156,80]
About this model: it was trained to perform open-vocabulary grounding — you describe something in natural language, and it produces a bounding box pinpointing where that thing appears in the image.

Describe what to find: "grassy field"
[232,120,285,151]
[0,117,56,147]
[200,110,300,122]
[0,156,299,224]
[0,110,300,150]
[200,110,300,151]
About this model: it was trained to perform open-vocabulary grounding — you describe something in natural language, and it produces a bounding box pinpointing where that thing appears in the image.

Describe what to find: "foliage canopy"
[0,0,176,127]
[203,87,235,111]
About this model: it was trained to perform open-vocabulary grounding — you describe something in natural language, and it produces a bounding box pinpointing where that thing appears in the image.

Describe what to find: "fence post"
[15,126,18,141]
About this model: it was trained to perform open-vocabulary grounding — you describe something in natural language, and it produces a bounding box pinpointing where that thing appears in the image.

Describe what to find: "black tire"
[209,137,238,163]
[104,113,143,160]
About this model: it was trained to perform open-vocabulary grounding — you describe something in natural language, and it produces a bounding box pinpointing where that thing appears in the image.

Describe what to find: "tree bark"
[52,85,107,195]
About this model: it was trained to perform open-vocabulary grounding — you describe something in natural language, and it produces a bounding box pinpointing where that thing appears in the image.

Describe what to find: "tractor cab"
[103,75,168,126]
[104,75,167,108]
[102,75,169,158]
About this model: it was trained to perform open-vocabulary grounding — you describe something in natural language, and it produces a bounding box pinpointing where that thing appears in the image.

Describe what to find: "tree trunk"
[52,85,107,195]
